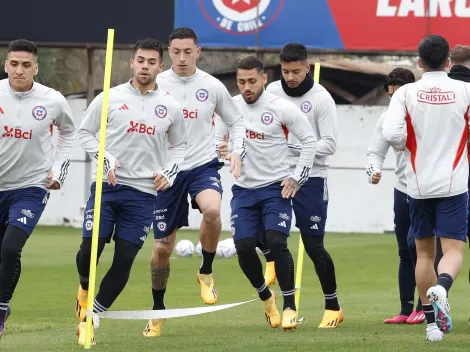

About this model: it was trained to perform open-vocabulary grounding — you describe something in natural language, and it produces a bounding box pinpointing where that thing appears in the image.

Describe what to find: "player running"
[216,117,277,287]
[266,43,342,328]
[143,28,245,337]
[228,56,316,330]
[367,68,426,325]
[74,38,186,345]
[383,35,470,342]
[0,39,76,339]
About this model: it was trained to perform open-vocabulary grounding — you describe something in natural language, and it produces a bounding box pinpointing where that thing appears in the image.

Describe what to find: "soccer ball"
[175,240,195,257]
[195,241,202,256]
[216,238,237,258]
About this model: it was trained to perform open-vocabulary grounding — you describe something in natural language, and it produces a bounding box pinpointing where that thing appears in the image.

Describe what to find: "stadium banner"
[0,0,174,45]
[175,0,470,51]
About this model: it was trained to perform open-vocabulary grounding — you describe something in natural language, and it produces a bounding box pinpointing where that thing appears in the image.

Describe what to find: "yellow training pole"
[294,62,321,318]
[84,28,115,349]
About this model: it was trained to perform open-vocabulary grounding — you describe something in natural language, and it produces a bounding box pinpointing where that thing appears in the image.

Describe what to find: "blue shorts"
[83,183,156,248]
[0,187,49,236]
[410,192,468,242]
[230,182,292,242]
[153,158,224,239]
[292,177,328,236]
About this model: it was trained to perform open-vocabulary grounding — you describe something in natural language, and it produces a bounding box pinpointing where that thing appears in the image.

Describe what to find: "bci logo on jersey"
[127,121,156,135]
[32,106,47,121]
[199,0,284,34]
[246,129,264,140]
[417,87,456,105]
[261,112,274,125]
[196,89,209,102]
[301,101,312,113]
[155,105,167,118]
[2,126,32,139]
[183,109,199,119]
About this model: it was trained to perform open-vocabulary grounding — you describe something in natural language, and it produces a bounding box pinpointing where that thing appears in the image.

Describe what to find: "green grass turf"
[1,226,469,351]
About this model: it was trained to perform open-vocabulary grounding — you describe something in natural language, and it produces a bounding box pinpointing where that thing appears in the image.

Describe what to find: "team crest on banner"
[155,105,167,118]
[261,112,274,125]
[32,106,47,120]
[196,89,209,102]
[301,101,312,113]
[199,0,284,34]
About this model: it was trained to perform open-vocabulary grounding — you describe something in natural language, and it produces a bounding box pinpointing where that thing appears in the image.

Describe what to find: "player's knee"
[202,206,220,223]
[153,241,173,261]
[264,230,288,259]
[1,242,21,261]
[79,238,106,258]
[235,237,258,257]
[115,239,140,266]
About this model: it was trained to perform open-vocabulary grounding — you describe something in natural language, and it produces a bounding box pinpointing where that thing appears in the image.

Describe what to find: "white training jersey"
[0,79,76,191]
[229,91,316,189]
[383,71,470,199]
[78,81,186,196]
[266,81,338,178]
[367,111,407,194]
[157,68,245,170]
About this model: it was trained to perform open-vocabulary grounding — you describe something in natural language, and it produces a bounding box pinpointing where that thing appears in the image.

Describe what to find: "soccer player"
[366,68,426,325]
[229,56,316,330]
[0,39,76,339]
[266,43,343,328]
[383,35,470,342]
[143,28,245,337]
[74,38,186,345]
[216,118,277,286]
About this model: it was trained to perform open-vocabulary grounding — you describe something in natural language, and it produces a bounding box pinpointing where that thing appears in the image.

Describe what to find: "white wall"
[39,101,397,234]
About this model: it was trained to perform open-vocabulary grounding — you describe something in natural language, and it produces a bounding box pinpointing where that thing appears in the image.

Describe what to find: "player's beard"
[242,89,263,105]
[136,75,153,88]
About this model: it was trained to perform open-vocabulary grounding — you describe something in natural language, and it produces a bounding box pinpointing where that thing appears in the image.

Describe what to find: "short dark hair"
[169,27,198,45]
[134,38,163,60]
[8,39,37,56]
[450,44,470,65]
[236,56,264,73]
[384,68,415,92]
[418,35,450,70]
[279,43,307,63]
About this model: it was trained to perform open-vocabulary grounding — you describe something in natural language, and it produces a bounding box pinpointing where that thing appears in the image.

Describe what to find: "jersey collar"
[127,79,157,96]
[169,66,198,83]
[8,80,37,99]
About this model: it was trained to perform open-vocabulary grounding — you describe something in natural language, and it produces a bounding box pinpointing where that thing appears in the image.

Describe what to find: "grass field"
[1,226,470,351]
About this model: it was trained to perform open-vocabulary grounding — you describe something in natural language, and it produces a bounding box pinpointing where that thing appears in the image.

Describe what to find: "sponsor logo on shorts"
[310,224,319,230]
[231,226,236,236]
[310,215,321,222]
[279,213,290,221]
[143,226,150,234]
[278,221,287,228]
[155,215,165,221]
[21,209,34,219]
[17,217,27,225]
[154,208,167,214]
[156,221,167,232]
[85,220,93,231]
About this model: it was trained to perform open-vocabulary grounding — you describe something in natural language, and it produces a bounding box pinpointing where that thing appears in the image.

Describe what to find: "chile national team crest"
[196,89,209,102]
[261,112,274,125]
[301,101,312,113]
[32,106,47,120]
[199,0,284,35]
[155,105,167,118]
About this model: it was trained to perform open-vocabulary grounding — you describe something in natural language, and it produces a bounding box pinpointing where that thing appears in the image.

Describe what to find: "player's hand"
[153,173,170,191]
[366,165,382,184]
[371,172,382,184]
[225,153,241,179]
[281,177,300,198]
[219,134,229,158]
[46,169,61,190]
[108,160,121,186]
